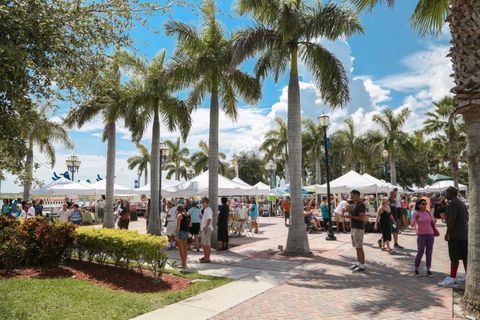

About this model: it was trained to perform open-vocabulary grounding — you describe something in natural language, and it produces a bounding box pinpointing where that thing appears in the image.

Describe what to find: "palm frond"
[410,0,448,36]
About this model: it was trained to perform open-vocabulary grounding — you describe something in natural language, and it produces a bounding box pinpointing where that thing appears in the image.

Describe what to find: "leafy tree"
[302,118,324,184]
[351,0,480,310]
[22,109,74,200]
[190,141,228,176]
[234,0,363,254]
[372,107,411,185]
[127,143,150,186]
[233,151,266,186]
[424,96,462,188]
[164,138,190,181]
[119,49,192,235]
[261,117,289,182]
[333,117,363,171]
[165,0,261,228]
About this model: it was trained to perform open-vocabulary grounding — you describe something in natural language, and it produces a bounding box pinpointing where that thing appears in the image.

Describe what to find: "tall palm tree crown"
[333,117,362,171]
[164,138,190,181]
[65,55,128,228]
[127,143,150,186]
[234,0,363,255]
[119,49,192,235]
[165,0,261,230]
[372,107,411,185]
[190,140,228,175]
[261,117,289,182]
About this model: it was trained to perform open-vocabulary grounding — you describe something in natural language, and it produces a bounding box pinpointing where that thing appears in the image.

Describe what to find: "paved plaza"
[127,216,463,320]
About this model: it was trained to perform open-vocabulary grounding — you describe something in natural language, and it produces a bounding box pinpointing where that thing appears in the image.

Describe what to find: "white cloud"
[354,76,392,105]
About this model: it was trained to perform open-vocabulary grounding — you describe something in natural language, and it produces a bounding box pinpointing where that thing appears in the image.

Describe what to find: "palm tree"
[333,117,362,171]
[119,49,192,235]
[165,0,261,228]
[261,117,289,183]
[190,140,228,175]
[372,108,411,185]
[424,97,461,188]
[234,0,363,255]
[65,55,127,229]
[164,138,189,180]
[22,111,74,200]
[127,143,150,186]
[351,0,480,310]
[302,118,323,184]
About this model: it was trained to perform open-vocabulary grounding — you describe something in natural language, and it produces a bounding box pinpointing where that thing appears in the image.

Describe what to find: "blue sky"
[3,0,453,192]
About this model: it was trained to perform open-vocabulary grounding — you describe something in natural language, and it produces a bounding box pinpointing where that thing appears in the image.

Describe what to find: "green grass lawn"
[0,271,231,320]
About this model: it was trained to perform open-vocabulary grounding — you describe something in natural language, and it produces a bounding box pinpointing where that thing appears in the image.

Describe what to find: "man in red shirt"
[282,197,290,227]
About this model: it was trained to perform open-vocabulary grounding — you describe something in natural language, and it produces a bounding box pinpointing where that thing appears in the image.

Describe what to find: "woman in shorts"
[176,205,191,269]
[188,201,201,251]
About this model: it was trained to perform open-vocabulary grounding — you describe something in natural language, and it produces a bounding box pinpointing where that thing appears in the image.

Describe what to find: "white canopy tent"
[253,181,271,196]
[316,170,389,194]
[89,180,133,195]
[362,173,393,193]
[232,177,252,187]
[426,180,467,192]
[31,178,95,196]
[133,179,180,195]
[163,170,257,197]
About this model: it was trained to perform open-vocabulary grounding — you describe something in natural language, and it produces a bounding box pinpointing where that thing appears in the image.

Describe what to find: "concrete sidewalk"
[130,217,460,320]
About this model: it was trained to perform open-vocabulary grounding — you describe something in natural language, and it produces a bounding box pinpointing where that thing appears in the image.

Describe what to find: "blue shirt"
[320,203,330,219]
[188,207,201,224]
[250,203,258,218]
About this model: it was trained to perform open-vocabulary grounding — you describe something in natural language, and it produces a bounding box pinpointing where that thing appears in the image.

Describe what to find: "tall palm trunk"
[448,1,480,310]
[448,124,459,188]
[175,166,180,181]
[209,83,219,246]
[103,122,116,228]
[148,104,161,235]
[389,152,397,185]
[22,137,34,201]
[285,45,311,255]
[284,145,290,183]
[144,167,148,186]
[315,154,321,184]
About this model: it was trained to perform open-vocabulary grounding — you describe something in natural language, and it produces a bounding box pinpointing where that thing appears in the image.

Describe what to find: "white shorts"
[166,221,177,236]
[351,228,364,249]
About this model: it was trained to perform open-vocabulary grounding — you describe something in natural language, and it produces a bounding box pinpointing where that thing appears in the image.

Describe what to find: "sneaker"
[353,266,366,272]
[414,270,419,277]
[438,276,457,287]
[426,271,433,278]
[394,244,404,249]
[349,264,358,270]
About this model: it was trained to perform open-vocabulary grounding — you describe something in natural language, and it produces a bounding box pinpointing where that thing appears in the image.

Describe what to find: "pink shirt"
[410,210,436,235]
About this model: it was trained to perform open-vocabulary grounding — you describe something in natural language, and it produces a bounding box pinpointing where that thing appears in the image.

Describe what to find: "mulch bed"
[0,260,192,293]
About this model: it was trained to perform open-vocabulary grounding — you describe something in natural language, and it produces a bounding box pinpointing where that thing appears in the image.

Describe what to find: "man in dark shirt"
[348,189,367,272]
[438,186,469,287]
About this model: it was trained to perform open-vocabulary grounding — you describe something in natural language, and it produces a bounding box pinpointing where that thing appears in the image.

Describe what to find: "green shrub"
[75,228,169,279]
[0,217,26,271]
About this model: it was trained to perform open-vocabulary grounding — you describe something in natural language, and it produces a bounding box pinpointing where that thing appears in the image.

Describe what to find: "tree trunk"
[284,145,290,184]
[175,167,180,181]
[148,104,161,235]
[209,83,219,247]
[22,138,34,201]
[448,124,460,188]
[315,154,321,184]
[285,45,311,255]
[144,166,148,186]
[389,153,397,185]
[103,122,116,229]
[448,0,480,311]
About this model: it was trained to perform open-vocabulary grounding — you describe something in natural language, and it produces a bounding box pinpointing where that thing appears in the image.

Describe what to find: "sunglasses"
[419,202,426,205]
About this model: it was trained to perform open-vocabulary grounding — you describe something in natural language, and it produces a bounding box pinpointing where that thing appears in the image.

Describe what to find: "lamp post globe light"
[66,154,81,182]
[318,114,336,241]
[265,160,277,216]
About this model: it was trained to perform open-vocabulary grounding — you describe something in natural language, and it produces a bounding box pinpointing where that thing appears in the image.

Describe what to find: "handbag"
[430,213,440,237]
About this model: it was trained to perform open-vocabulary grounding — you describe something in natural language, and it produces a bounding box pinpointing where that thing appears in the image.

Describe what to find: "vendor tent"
[232,177,252,187]
[362,173,393,193]
[133,179,180,194]
[426,180,467,192]
[316,170,387,194]
[90,180,132,195]
[163,170,257,197]
[253,181,271,196]
[31,178,95,196]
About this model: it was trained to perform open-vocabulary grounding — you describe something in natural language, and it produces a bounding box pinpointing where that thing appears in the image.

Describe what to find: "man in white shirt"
[165,199,178,250]
[26,202,36,219]
[97,195,105,222]
[200,197,213,263]
[334,194,348,233]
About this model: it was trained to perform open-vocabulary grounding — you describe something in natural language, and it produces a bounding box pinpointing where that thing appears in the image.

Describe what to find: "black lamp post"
[319,114,336,241]
[159,142,169,217]
[265,160,277,216]
[66,154,81,182]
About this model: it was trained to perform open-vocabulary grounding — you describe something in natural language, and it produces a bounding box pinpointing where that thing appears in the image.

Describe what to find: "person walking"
[97,195,106,222]
[249,198,259,234]
[410,198,436,277]
[389,189,404,249]
[348,190,367,272]
[282,197,290,227]
[200,197,213,263]
[218,197,230,250]
[374,197,395,254]
[188,201,201,252]
[320,196,330,231]
[438,187,469,287]
[175,205,191,269]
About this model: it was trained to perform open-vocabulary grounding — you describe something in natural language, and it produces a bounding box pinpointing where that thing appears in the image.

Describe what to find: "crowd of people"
[2,198,43,220]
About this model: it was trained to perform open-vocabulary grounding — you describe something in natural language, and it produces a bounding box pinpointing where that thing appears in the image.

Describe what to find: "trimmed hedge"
[0,216,76,271]
[75,228,169,279]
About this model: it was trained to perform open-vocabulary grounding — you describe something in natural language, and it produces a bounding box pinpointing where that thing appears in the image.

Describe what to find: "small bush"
[75,228,169,279]
[0,217,26,271]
